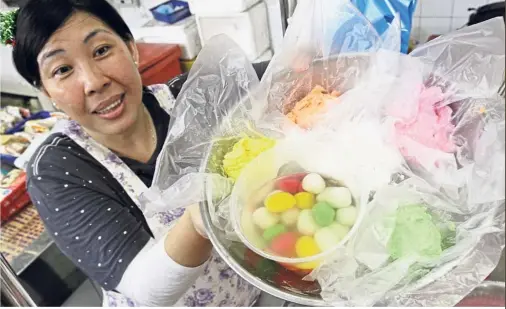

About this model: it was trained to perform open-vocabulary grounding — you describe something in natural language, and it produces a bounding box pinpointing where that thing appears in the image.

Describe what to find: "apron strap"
[146,84,176,115]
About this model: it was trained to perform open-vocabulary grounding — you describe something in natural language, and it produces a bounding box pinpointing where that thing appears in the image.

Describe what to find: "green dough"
[312,202,336,227]
[263,224,287,242]
[387,204,442,260]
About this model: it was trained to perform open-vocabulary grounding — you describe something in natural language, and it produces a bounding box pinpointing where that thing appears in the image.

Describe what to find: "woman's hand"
[163,205,212,267]
[187,203,209,239]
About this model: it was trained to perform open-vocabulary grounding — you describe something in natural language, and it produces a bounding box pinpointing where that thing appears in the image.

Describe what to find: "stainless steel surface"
[498,76,505,97]
[488,248,505,283]
[1,253,37,307]
[457,280,505,306]
[470,280,505,295]
[254,292,287,307]
[201,190,505,306]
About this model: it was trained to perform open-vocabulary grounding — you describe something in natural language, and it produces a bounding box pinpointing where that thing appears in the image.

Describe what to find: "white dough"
[328,222,350,241]
[314,227,341,252]
[297,209,319,236]
[252,207,280,230]
[281,208,300,226]
[302,173,326,194]
[316,187,352,208]
[336,206,358,226]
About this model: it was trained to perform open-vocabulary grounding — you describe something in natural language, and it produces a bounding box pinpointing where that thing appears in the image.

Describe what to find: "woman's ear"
[127,39,140,67]
[38,86,59,111]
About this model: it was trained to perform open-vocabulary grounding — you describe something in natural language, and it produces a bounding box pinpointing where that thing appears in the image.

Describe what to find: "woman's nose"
[81,63,112,96]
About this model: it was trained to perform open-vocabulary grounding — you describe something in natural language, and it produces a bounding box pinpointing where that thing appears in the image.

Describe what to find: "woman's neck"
[86,104,157,163]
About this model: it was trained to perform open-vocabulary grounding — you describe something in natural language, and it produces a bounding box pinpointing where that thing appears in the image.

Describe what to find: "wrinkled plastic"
[250,0,401,127]
[303,18,506,306]
[142,0,505,306]
[311,178,505,307]
[140,35,260,215]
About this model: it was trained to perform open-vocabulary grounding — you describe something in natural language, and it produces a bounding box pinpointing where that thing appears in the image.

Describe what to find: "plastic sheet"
[140,35,260,214]
[310,177,504,306]
[143,0,505,306]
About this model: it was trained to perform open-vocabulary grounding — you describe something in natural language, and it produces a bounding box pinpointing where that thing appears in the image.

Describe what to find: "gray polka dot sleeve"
[26,136,151,290]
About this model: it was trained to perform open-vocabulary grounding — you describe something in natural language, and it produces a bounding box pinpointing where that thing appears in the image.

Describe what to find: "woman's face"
[37,11,143,136]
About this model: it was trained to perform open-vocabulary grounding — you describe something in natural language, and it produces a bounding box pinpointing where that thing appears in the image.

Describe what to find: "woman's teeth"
[96,100,121,114]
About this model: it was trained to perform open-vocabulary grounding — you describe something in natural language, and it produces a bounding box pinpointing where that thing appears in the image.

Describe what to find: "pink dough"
[394,86,456,157]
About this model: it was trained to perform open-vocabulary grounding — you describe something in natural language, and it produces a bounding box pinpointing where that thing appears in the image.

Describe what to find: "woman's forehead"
[43,12,111,48]
[37,11,114,62]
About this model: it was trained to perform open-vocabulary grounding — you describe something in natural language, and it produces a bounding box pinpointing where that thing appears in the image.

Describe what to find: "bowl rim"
[227,143,369,265]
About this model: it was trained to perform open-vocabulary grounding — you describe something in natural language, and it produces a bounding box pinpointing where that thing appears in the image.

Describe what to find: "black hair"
[13,0,133,88]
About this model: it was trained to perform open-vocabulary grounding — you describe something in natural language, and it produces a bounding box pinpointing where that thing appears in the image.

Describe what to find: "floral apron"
[59,84,260,307]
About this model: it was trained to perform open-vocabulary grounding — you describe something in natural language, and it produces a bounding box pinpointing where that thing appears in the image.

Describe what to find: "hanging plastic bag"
[319,17,506,207]
[206,0,402,237]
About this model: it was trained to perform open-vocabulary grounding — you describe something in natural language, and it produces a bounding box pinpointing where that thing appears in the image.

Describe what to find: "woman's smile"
[92,93,126,120]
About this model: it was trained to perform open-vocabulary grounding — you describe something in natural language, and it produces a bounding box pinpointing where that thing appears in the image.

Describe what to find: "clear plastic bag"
[303,18,506,306]
[384,18,505,210]
[143,0,505,306]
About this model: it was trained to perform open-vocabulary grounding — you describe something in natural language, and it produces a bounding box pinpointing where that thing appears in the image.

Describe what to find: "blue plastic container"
[150,0,191,24]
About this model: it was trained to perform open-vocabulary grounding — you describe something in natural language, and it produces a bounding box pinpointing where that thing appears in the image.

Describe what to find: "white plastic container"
[187,0,260,15]
[229,139,366,274]
[196,1,270,61]
[131,16,202,60]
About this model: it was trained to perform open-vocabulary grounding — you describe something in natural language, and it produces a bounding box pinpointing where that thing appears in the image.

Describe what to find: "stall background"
[411,0,498,43]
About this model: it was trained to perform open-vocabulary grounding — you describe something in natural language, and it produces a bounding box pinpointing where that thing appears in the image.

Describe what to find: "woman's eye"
[94,45,111,57]
[53,66,72,77]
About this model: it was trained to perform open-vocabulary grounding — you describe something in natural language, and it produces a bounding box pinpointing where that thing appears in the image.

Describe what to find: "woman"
[7,0,262,306]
